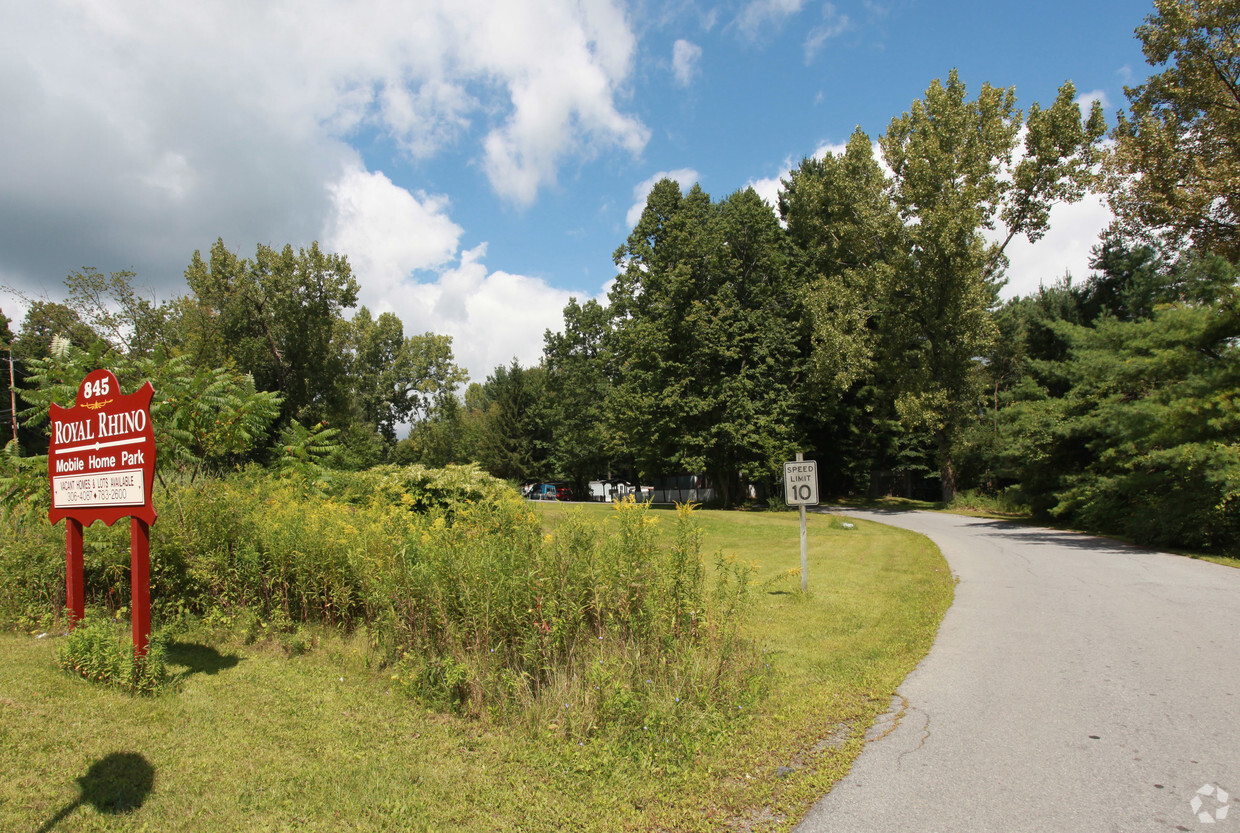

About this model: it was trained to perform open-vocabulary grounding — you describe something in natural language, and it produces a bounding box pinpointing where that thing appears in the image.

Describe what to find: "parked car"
[530,483,573,501]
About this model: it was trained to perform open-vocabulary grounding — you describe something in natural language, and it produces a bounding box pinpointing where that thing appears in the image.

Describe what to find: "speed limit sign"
[784,460,819,506]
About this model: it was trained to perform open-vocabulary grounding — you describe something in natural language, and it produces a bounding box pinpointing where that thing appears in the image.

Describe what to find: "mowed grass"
[0,504,952,832]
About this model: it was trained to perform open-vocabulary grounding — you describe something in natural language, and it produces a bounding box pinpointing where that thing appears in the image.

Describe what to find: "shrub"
[320,462,512,512]
[3,466,765,745]
[56,618,170,695]
[946,487,1030,517]
[385,498,763,745]
[0,495,69,630]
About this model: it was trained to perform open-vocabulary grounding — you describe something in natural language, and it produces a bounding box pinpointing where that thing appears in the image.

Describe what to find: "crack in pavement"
[895,706,931,770]
[864,694,909,745]
[861,694,932,771]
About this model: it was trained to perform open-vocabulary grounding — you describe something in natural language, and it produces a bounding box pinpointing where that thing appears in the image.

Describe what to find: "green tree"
[1077,233,1174,323]
[7,302,103,456]
[608,182,807,505]
[543,298,620,494]
[781,129,926,497]
[1016,255,1240,551]
[466,360,549,482]
[16,341,282,484]
[849,72,1102,500]
[955,279,1087,497]
[1109,0,1240,260]
[12,301,98,362]
[182,238,359,426]
[401,389,467,467]
[340,307,465,442]
[1,309,14,450]
[781,128,903,393]
[63,267,175,357]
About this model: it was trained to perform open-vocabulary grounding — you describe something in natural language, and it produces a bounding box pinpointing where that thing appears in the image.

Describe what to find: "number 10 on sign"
[785,457,818,593]
[784,459,818,507]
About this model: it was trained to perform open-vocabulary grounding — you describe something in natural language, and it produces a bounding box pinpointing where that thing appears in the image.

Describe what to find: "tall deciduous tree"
[340,307,465,442]
[12,301,98,362]
[182,238,359,426]
[781,128,903,393]
[1,309,14,450]
[787,71,1103,500]
[878,71,1020,499]
[63,267,174,357]
[1109,0,1240,260]
[401,389,467,467]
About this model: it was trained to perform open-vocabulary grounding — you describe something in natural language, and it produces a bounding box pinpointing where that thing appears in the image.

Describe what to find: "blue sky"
[0,0,1153,384]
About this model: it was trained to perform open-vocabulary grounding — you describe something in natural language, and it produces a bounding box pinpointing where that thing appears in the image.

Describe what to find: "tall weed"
[388,498,762,749]
[0,498,64,630]
[1,468,764,746]
[56,617,171,695]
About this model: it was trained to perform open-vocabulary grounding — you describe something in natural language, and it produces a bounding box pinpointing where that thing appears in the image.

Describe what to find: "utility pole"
[7,348,17,448]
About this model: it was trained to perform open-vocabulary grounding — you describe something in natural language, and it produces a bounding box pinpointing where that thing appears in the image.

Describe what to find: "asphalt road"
[795,508,1240,833]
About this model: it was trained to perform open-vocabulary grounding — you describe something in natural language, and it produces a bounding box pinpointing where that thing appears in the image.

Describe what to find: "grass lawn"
[0,504,952,832]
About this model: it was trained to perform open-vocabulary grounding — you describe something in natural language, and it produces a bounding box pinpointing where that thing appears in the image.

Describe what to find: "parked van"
[530,483,573,501]
[587,480,629,502]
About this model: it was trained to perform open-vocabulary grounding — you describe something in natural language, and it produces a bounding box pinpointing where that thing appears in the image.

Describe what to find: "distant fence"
[649,474,716,505]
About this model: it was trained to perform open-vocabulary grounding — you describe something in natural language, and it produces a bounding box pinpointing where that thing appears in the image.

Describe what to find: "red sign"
[48,369,156,527]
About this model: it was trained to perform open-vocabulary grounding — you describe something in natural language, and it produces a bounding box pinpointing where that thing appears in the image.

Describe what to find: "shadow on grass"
[166,641,242,677]
[37,751,155,832]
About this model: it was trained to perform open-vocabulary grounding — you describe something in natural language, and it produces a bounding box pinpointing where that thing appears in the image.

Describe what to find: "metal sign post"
[784,454,819,593]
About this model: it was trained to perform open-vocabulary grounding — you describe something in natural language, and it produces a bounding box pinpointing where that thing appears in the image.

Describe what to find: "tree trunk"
[714,470,731,509]
[936,430,957,503]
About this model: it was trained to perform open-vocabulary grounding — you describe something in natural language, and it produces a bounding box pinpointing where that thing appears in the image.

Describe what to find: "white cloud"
[0,0,647,301]
[995,192,1112,299]
[363,244,576,386]
[735,0,806,39]
[324,166,464,298]
[471,0,650,205]
[804,3,851,61]
[318,170,577,384]
[814,140,852,159]
[747,175,784,212]
[984,120,1113,298]
[1076,89,1110,116]
[626,169,701,229]
[138,152,198,202]
[377,79,476,159]
[672,39,703,86]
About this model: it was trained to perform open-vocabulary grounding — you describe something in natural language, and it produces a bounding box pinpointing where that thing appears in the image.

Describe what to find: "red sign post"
[48,369,157,655]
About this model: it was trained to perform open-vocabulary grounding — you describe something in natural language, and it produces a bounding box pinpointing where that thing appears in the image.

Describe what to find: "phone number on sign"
[52,469,145,508]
